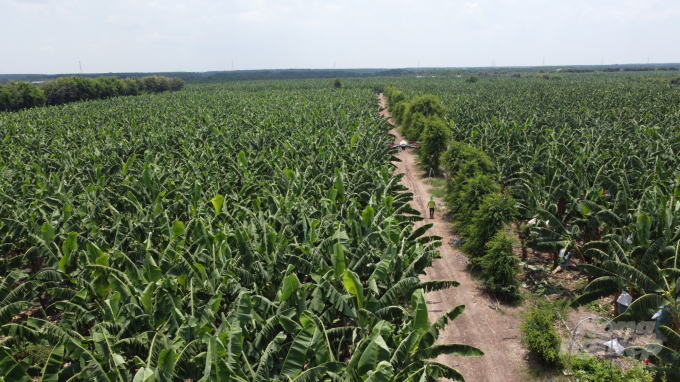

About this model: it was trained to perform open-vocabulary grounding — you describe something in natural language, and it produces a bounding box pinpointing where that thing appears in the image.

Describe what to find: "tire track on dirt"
[378,94,526,382]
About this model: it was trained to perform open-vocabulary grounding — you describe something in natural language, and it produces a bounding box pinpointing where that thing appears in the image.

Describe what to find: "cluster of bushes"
[570,355,658,382]
[442,142,522,301]
[0,75,183,112]
[657,66,679,71]
[671,77,680,85]
[0,81,47,112]
[535,74,563,80]
[520,300,659,380]
[383,86,450,174]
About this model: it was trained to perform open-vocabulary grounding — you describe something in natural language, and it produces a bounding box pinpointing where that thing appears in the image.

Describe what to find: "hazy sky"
[1,0,679,74]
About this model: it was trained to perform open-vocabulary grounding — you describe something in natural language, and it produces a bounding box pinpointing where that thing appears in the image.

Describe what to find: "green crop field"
[2,72,680,381]
[385,73,680,379]
[0,80,477,381]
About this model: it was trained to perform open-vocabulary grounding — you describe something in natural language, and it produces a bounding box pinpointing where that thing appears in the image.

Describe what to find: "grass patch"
[586,301,612,315]
[428,187,446,198]
[423,177,446,187]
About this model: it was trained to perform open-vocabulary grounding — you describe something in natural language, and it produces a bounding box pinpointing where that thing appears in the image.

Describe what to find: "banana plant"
[625,326,680,381]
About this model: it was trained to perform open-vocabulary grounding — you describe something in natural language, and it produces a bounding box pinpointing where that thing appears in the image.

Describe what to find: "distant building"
[31,81,45,85]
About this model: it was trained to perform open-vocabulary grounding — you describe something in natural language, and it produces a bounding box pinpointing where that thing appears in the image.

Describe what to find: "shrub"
[385,86,407,111]
[480,232,521,301]
[466,76,478,83]
[420,116,450,175]
[671,77,680,85]
[169,77,184,91]
[441,141,495,177]
[0,84,15,112]
[451,173,498,234]
[520,300,562,366]
[463,193,518,259]
[334,77,342,88]
[392,101,408,125]
[442,142,497,231]
[403,111,427,141]
[511,73,521,78]
[402,94,446,132]
[0,81,46,112]
[569,355,657,382]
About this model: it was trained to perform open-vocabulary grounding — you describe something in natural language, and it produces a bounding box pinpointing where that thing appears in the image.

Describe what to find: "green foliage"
[392,101,408,124]
[1,76,183,113]
[0,82,46,112]
[442,141,497,233]
[334,77,342,88]
[441,141,495,180]
[403,111,427,141]
[570,355,657,382]
[450,173,499,235]
[571,355,622,381]
[385,75,680,350]
[402,94,446,137]
[466,76,478,83]
[671,77,680,85]
[463,193,518,258]
[384,85,407,107]
[520,300,562,366]
[0,80,480,381]
[420,116,450,175]
[39,75,183,106]
[384,86,410,124]
[480,233,521,301]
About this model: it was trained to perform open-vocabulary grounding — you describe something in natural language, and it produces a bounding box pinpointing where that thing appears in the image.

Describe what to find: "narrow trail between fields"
[378,94,526,382]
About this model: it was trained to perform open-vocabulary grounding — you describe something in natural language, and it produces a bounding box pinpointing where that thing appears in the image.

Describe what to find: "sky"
[1,0,679,74]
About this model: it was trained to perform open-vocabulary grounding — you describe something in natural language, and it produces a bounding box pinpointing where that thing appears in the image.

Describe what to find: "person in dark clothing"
[428,195,435,219]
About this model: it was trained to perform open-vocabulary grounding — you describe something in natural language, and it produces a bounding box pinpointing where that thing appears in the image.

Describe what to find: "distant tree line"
[562,68,595,73]
[0,75,183,112]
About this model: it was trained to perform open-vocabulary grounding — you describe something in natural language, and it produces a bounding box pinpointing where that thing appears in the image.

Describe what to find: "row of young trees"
[383,86,450,175]
[383,87,522,301]
[441,143,522,301]
[383,77,680,379]
[0,75,183,112]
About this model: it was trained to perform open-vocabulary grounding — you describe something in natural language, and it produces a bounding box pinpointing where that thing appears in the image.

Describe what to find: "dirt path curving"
[379,94,526,382]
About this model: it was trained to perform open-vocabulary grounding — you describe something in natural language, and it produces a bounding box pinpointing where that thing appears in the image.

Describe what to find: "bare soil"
[379,94,526,382]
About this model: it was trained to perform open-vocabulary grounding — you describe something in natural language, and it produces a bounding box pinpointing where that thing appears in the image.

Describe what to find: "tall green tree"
[421,116,450,176]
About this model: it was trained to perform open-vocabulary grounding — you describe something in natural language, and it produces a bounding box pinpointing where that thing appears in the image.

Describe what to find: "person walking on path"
[428,195,436,219]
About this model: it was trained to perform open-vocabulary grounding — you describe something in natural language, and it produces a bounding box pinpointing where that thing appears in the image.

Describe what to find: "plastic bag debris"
[603,338,625,355]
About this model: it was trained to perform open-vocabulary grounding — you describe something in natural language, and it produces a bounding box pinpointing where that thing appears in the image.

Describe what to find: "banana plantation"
[0,82,481,381]
[388,74,680,378]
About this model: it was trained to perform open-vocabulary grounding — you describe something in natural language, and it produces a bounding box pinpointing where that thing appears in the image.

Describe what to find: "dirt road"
[379,94,526,382]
